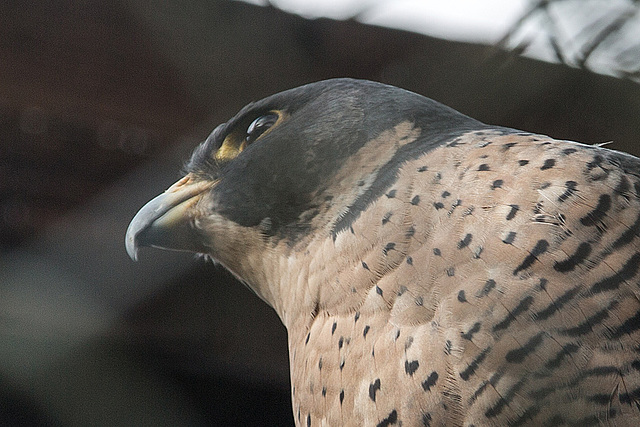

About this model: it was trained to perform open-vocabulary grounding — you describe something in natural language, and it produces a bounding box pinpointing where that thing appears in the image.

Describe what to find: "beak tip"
[125,233,139,261]
[125,216,143,261]
[124,176,211,261]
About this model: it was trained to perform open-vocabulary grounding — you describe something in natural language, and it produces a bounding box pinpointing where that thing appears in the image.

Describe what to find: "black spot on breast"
[376,285,383,296]
[362,261,370,270]
[411,195,421,205]
[418,166,428,172]
[586,154,610,182]
[619,387,640,405]
[331,322,337,335]
[503,231,517,245]
[339,389,344,405]
[458,233,472,249]
[305,332,310,345]
[376,410,398,427]
[458,290,467,302]
[506,205,519,220]
[441,191,451,198]
[318,357,323,370]
[477,279,496,298]
[322,386,326,397]
[587,154,605,171]
[383,242,396,255]
[423,413,432,427]
[615,175,631,199]
[405,360,419,376]
[610,309,640,339]
[544,343,580,370]
[493,296,534,332]
[588,394,613,406]
[591,252,640,293]
[532,201,543,215]
[460,347,490,380]
[540,159,556,170]
[478,164,490,171]
[557,181,578,202]
[513,240,549,275]
[553,242,592,272]
[580,194,611,226]
[473,246,483,259]
[433,248,441,256]
[406,226,415,238]
[518,160,529,166]
[505,332,545,363]
[422,371,439,392]
[563,148,577,155]
[405,336,414,350]
[541,277,554,291]
[484,378,527,418]
[471,371,503,403]
[382,212,392,225]
[461,322,481,340]
[446,267,455,277]
[354,311,360,323]
[612,211,640,249]
[561,301,619,336]
[534,285,581,321]
[406,256,413,265]
[363,325,370,338]
[307,414,311,427]
[369,379,381,402]
[581,366,622,380]
[491,179,503,189]
[507,405,540,426]
[433,202,445,210]
[338,336,344,349]
[386,189,397,198]
[444,340,452,355]
[503,142,517,150]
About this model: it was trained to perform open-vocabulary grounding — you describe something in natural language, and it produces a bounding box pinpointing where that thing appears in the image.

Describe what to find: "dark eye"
[246,113,279,144]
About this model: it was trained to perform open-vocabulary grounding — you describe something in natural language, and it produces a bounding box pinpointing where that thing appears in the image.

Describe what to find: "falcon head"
[125,78,482,312]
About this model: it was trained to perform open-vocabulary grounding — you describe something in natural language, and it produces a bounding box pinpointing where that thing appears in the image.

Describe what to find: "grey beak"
[125,175,213,260]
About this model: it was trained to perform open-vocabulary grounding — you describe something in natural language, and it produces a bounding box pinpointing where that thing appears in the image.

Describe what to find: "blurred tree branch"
[498,0,640,82]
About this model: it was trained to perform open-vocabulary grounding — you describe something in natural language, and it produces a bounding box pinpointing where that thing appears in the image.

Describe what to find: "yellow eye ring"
[214,110,284,162]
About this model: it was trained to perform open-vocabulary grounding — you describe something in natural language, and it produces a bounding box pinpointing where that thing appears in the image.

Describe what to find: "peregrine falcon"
[126,78,640,426]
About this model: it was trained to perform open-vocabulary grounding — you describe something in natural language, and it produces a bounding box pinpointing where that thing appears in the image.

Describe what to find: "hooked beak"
[125,175,213,261]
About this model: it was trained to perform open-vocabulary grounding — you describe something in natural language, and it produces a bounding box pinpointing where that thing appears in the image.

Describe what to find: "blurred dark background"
[1,0,639,425]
